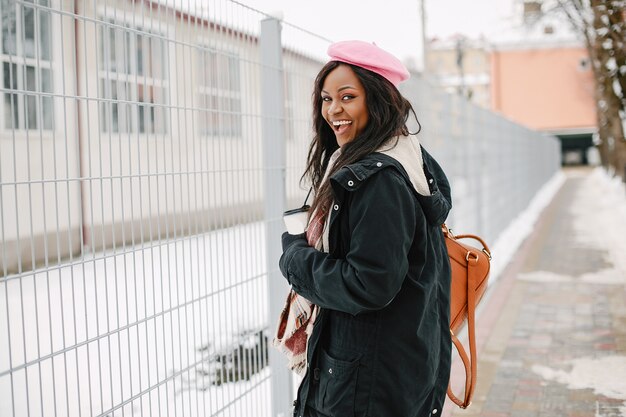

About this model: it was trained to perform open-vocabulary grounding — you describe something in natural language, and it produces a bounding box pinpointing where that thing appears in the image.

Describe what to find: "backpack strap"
[447,248,480,408]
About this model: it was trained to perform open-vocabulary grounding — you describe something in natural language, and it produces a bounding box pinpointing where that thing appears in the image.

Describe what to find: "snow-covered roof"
[428,1,585,52]
[487,1,584,50]
[428,34,493,51]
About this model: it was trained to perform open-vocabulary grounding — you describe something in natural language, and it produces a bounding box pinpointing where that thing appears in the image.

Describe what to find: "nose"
[327,100,342,115]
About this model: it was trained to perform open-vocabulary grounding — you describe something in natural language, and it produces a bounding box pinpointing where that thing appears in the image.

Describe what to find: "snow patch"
[518,269,626,285]
[532,356,626,402]
[569,168,626,276]
[517,270,572,283]
[579,268,626,285]
[518,169,626,286]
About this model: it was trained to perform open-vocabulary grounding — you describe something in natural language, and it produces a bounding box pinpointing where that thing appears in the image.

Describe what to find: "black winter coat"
[279,147,452,417]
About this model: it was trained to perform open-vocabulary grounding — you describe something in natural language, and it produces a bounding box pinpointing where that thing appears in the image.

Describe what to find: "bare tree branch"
[557,0,626,174]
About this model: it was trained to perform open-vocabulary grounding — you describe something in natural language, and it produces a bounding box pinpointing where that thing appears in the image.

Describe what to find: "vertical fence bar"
[260,16,292,417]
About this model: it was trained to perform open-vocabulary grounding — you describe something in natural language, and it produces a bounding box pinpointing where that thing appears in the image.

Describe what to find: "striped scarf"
[273,149,341,374]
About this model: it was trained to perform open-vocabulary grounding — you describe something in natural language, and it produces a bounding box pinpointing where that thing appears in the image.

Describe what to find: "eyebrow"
[321,86,357,94]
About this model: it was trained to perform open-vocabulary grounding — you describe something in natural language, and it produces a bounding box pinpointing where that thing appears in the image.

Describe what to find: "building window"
[1,0,54,131]
[98,18,168,134]
[197,47,242,137]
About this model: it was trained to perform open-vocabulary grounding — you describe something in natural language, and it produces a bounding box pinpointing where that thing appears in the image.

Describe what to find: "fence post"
[261,16,293,417]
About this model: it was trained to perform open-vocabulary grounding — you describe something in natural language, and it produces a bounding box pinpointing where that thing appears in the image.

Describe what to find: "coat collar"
[329,152,451,226]
[330,153,401,191]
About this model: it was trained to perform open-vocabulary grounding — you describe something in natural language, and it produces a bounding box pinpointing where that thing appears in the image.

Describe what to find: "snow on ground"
[517,168,626,415]
[0,223,271,417]
[532,355,626,400]
[518,268,626,285]
[519,168,626,285]
[569,168,626,277]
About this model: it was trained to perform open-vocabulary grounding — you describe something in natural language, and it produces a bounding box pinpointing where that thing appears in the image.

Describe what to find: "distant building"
[491,0,596,165]
[425,0,597,165]
[426,35,492,110]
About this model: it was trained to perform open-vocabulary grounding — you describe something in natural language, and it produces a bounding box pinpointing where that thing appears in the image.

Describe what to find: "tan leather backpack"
[442,224,492,409]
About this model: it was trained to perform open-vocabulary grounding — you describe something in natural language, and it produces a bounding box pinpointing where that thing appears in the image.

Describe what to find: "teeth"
[332,120,351,126]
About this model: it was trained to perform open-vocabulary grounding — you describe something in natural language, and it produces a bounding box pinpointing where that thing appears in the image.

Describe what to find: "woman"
[277,40,452,417]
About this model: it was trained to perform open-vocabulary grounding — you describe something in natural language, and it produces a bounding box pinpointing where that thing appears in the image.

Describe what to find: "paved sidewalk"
[443,168,626,417]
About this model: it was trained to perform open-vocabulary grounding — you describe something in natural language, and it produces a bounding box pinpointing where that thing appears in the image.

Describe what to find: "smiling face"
[321,64,369,147]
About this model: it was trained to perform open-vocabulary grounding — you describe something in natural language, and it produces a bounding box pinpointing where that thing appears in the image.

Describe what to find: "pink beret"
[327,40,410,87]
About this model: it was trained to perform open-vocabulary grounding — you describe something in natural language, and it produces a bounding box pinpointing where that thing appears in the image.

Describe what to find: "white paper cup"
[283,206,310,235]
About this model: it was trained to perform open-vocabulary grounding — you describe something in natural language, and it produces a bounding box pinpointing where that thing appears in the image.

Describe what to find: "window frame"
[0,0,55,133]
[96,9,170,136]
[195,44,243,139]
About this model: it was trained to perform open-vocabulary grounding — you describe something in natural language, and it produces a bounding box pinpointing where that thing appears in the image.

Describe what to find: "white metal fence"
[0,1,559,416]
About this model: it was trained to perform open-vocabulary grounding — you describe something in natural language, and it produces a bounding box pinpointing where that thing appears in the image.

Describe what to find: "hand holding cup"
[283,205,310,235]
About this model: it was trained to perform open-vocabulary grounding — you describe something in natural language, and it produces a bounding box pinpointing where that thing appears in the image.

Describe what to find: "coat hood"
[379,135,451,226]
[377,135,430,196]
[332,135,452,226]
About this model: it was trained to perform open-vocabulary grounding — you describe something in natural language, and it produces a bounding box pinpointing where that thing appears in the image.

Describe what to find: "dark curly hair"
[302,61,420,223]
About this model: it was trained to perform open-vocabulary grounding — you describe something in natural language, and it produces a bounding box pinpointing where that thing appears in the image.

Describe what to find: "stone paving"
[443,168,626,417]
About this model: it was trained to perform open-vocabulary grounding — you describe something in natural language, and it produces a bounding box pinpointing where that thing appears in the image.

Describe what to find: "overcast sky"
[235,0,519,68]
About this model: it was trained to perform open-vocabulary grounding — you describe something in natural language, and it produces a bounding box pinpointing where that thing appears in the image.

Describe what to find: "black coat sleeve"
[421,146,452,210]
[279,169,419,316]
